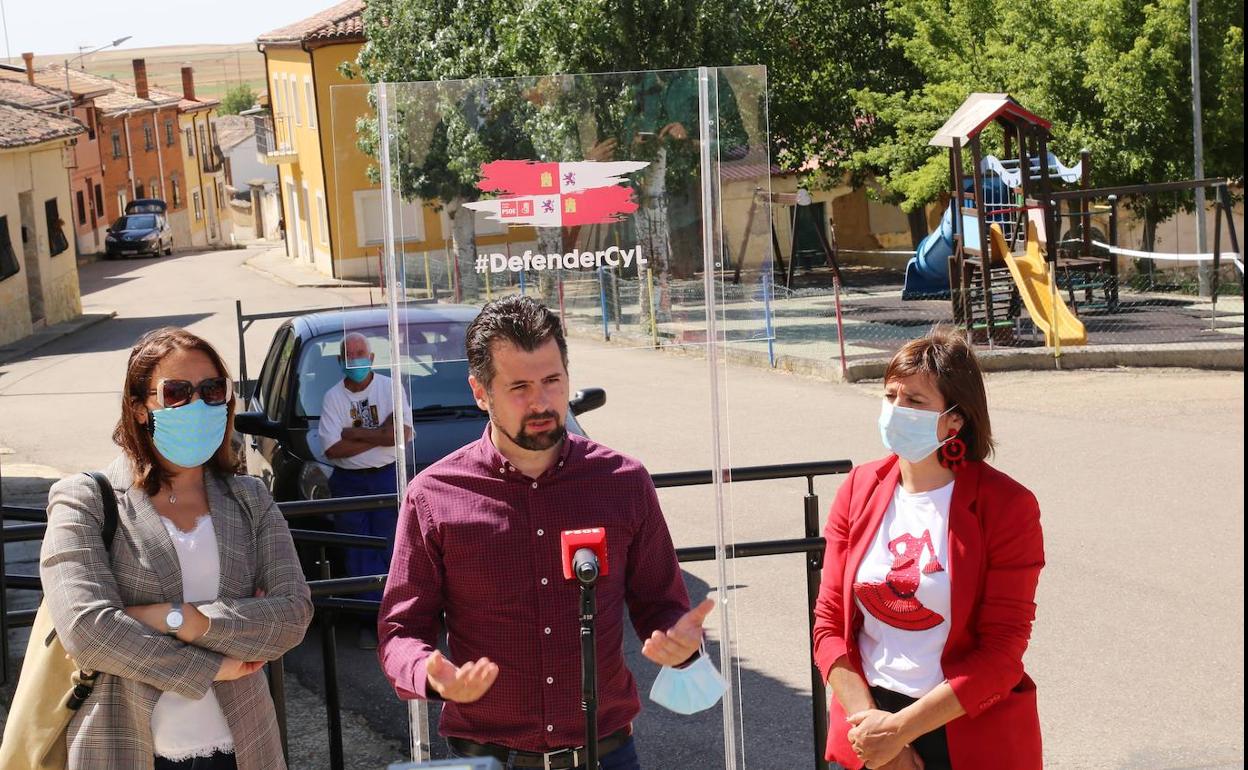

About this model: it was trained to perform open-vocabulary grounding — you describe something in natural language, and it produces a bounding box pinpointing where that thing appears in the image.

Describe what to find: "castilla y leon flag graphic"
[463,160,649,227]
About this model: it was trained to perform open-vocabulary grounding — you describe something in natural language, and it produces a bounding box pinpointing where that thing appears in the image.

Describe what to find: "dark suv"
[105,199,172,258]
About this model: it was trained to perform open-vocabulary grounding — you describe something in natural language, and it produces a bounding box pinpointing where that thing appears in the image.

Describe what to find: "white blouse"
[150,514,235,760]
[854,481,955,697]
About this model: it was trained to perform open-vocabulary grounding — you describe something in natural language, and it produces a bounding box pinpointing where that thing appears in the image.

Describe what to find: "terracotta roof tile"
[25,64,180,115]
[179,97,220,113]
[0,101,85,149]
[0,79,66,109]
[213,114,254,152]
[257,0,366,45]
[0,63,114,101]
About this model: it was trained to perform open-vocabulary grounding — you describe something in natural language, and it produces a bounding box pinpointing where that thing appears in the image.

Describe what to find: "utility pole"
[0,0,12,64]
[1190,0,1211,296]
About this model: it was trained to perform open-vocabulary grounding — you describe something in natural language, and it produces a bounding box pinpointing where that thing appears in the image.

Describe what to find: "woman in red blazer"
[813,328,1044,770]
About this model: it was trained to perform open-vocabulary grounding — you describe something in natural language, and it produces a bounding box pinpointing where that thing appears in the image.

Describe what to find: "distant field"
[34,43,267,103]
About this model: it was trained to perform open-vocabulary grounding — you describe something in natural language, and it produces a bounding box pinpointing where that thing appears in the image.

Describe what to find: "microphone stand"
[578,563,600,770]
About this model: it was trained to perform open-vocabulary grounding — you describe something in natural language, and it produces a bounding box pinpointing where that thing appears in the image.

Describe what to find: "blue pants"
[448,736,641,770]
[328,464,398,601]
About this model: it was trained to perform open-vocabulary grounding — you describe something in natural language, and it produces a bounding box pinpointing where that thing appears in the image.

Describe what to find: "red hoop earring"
[938,430,966,470]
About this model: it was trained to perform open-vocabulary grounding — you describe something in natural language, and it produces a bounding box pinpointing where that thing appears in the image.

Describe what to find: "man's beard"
[493,410,566,451]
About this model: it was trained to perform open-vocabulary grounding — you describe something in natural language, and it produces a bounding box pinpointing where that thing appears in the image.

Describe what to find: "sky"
[0,0,323,60]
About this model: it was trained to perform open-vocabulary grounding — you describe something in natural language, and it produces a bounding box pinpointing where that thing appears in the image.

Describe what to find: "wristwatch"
[165,601,185,636]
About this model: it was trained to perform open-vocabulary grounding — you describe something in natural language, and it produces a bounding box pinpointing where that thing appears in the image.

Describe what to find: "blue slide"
[903,175,1013,300]
[903,202,956,300]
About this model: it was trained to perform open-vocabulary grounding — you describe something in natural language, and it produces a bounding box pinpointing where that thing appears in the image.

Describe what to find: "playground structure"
[922,93,1105,342]
[905,93,1243,353]
[902,152,1084,300]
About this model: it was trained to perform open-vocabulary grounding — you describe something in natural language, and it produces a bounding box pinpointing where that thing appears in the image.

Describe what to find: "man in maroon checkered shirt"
[378,296,714,769]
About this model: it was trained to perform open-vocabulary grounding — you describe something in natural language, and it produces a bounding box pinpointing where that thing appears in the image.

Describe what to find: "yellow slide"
[991,223,1087,347]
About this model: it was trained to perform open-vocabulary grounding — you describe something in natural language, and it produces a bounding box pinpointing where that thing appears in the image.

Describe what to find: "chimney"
[21,52,35,85]
[132,58,149,100]
[181,66,196,102]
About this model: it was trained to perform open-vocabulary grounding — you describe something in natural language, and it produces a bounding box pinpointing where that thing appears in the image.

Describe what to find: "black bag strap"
[83,471,119,552]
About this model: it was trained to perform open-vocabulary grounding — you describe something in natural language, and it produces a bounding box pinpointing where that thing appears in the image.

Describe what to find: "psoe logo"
[463,160,649,227]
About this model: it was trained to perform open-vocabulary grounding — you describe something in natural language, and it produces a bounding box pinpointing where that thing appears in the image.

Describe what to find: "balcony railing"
[202,144,225,174]
[253,113,297,164]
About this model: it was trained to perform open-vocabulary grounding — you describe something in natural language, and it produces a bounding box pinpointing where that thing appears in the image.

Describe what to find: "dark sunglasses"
[148,376,232,409]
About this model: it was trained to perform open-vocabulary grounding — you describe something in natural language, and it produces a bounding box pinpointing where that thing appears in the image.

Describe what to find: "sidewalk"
[245,246,377,290]
[0,312,116,367]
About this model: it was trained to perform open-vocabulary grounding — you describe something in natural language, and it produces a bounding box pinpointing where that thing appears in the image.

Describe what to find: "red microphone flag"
[560,528,609,581]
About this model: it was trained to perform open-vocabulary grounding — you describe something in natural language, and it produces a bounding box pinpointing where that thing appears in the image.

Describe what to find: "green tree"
[219,84,258,115]
[752,0,922,183]
[355,0,537,299]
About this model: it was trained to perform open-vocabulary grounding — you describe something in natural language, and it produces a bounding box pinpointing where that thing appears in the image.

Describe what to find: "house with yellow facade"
[176,66,231,249]
[255,0,528,283]
[0,101,85,346]
[255,0,370,279]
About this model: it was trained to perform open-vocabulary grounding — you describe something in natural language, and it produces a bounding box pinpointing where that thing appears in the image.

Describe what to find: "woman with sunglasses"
[813,328,1045,770]
[39,327,312,770]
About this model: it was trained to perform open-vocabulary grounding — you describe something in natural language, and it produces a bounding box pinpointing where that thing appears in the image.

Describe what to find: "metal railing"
[202,144,225,174]
[3,458,850,770]
[253,113,295,158]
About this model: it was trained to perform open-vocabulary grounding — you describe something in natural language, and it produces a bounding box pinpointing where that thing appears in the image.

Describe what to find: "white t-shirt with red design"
[853,480,954,697]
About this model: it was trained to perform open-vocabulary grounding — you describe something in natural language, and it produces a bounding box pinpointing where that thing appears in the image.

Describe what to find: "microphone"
[561,528,609,586]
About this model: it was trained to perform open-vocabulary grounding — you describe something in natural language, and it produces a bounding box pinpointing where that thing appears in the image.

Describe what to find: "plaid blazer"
[39,457,313,770]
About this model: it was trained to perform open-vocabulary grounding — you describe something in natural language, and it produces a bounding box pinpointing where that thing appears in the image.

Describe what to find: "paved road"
[2,244,1244,769]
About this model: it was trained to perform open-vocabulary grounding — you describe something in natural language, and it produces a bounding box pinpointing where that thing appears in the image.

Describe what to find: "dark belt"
[336,462,396,475]
[447,727,631,769]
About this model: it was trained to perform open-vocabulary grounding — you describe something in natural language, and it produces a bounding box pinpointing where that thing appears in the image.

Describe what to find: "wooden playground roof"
[929,93,1051,148]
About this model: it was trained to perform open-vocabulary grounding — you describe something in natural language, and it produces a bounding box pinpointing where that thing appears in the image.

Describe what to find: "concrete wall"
[0,142,83,347]
[225,135,274,191]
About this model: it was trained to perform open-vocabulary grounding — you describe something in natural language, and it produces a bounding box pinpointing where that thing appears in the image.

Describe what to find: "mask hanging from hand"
[878,399,957,463]
[150,399,228,468]
[649,651,727,715]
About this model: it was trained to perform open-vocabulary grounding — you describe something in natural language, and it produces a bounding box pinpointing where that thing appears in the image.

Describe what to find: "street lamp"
[71,35,132,70]
[63,35,131,111]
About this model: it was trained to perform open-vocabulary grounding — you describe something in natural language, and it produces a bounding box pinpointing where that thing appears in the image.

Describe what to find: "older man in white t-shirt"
[318,331,413,646]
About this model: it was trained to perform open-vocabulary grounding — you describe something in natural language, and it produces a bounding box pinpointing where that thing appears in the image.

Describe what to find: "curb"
[0,311,117,367]
[563,322,1244,383]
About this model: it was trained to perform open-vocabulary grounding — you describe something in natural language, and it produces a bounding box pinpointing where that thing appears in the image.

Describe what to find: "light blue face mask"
[342,357,372,384]
[649,651,727,715]
[878,398,957,463]
[150,399,228,468]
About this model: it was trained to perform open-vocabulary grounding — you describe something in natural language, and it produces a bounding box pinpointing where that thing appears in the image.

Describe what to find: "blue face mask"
[342,357,372,383]
[649,651,727,715]
[150,399,228,468]
[878,398,956,463]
